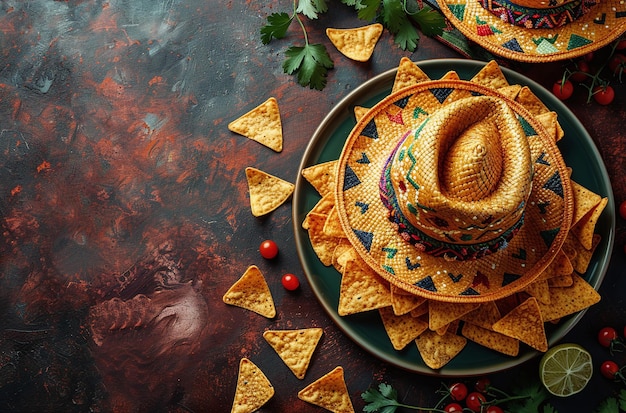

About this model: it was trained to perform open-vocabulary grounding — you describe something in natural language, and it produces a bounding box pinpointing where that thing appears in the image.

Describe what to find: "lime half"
[539,343,593,397]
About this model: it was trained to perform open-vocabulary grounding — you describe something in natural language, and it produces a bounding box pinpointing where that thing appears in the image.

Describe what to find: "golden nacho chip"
[548,274,574,288]
[306,212,342,266]
[324,206,346,238]
[263,328,323,379]
[570,196,608,250]
[338,259,391,316]
[298,366,354,413]
[415,329,467,370]
[391,57,431,93]
[231,358,274,413]
[470,60,509,90]
[326,23,383,62]
[379,306,429,350]
[303,193,335,230]
[460,301,502,330]
[441,70,461,80]
[538,248,574,280]
[567,233,602,274]
[461,323,520,357]
[492,297,548,352]
[571,180,603,227]
[535,111,564,142]
[228,97,283,152]
[524,279,551,305]
[516,86,549,115]
[223,265,276,318]
[538,273,601,322]
[245,167,294,217]
[428,301,479,332]
[496,84,522,100]
[354,105,370,121]
[390,285,427,316]
[409,300,429,318]
[302,161,338,197]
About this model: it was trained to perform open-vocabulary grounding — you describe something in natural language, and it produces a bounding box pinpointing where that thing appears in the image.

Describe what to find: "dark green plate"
[292,59,615,376]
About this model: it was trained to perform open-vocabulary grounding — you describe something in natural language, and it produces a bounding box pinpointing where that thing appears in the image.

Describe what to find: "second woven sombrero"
[335,79,573,303]
[436,0,626,62]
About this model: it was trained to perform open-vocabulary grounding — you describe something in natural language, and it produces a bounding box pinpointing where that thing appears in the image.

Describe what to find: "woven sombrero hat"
[335,79,573,303]
[436,0,626,62]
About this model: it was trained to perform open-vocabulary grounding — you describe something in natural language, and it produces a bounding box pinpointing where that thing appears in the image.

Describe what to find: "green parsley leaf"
[296,0,328,19]
[361,383,402,413]
[283,43,333,90]
[261,12,293,44]
[353,0,381,21]
[408,6,446,38]
[541,403,559,413]
[595,397,619,413]
[507,381,550,413]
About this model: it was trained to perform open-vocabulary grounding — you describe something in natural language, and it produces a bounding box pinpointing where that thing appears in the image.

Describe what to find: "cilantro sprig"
[260,0,446,90]
[261,1,334,90]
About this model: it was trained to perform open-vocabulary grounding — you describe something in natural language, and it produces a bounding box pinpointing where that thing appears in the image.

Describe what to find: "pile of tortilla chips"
[301,58,606,370]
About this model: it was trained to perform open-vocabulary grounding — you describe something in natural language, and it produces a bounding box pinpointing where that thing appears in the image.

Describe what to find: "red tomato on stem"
[593,85,615,105]
[601,360,620,380]
[449,382,468,402]
[443,403,463,413]
[552,80,574,100]
[466,392,487,412]
[619,200,626,220]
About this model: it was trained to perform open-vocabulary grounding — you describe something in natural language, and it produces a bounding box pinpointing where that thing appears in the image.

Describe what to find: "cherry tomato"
[281,273,300,290]
[609,54,626,76]
[443,403,463,413]
[474,377,491,393]
[466,392,487,412]
[619,200,626,220]
[259,239,279,259]
[486,406,505,413]
[552,79,574,100]
[598,327,620,348]
[449,382,468,402]
[584,51,595,61]
[616,38,626,50]
[601,360,620,380]
[569,60,590,82]
[593,85,615,105]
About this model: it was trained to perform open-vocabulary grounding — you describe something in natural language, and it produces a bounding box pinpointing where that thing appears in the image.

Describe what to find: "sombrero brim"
[335,79,573,303]
[437,0,626,62]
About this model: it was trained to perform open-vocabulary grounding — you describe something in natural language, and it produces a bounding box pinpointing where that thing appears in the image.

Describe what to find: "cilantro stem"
[292,0,309,46]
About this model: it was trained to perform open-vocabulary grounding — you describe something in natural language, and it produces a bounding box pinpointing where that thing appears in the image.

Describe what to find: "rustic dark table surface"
[0,1,625,412]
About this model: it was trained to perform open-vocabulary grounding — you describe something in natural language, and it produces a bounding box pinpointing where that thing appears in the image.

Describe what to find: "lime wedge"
[539,343,593,397]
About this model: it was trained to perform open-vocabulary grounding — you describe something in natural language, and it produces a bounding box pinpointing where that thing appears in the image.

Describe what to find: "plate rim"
[292,58,615,376]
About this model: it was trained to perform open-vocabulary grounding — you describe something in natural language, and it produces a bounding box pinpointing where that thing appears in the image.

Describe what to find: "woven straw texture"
[437,0,626,62]
[335,80,573,303]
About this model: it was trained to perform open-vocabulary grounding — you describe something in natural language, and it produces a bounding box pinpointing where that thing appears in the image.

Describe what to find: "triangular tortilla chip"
[301,160,338,197]
[538,273,601,322]
[460,301,502,330]
[223,265,276,318]
[570,180,602,227]
[535,111,564,142]
[326,23,383,62]
[231,358,274,413]
[496,84,522,100]
[302,193,335,230]
[461,323,519,357]
[470,60,509,90]
[415,329,467,370]
[324,207,346,238]
[390,285,426,316]
[228,97,282,152]
[570,196,607,250]
[566,232,602,274]
[263,328,323,379]
[391,57,431,92]
[305,212,342,266]
[298,366,354,413]
[428,300,479,331]
[492,297,548,352]
[524,279,551,305]
[338,258,391,316]
[353,105,370,121]
[516,86,549,115]
[245,167,294,217]
[379,306,428,350]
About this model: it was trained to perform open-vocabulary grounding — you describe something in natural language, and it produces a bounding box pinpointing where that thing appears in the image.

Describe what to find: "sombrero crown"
[380,96,533,261]
[336,79,573,302]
